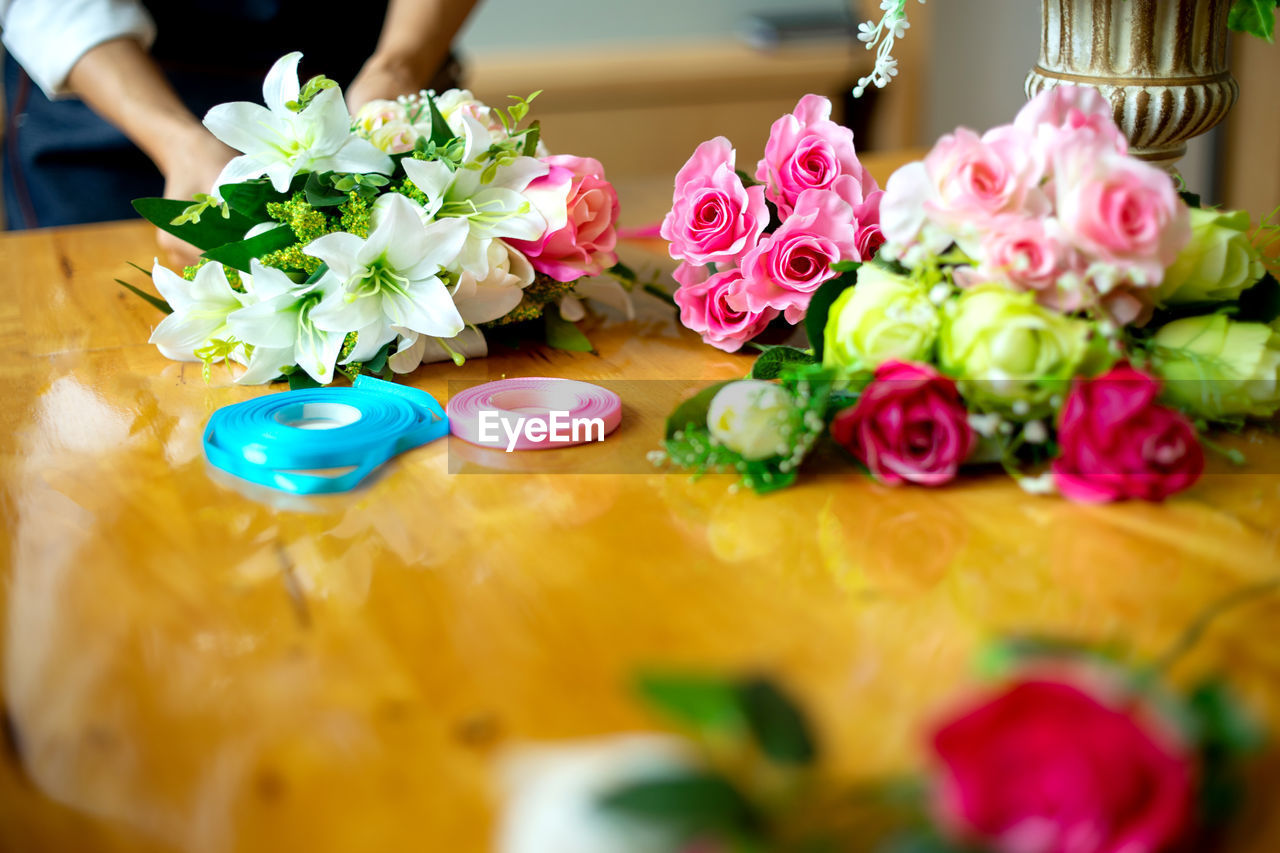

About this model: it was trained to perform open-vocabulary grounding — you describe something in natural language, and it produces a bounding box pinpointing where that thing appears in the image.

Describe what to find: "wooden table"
[3,155,1280,852]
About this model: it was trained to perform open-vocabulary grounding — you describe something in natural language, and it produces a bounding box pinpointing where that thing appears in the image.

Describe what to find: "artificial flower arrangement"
[121,52,627,387]
[494,583,1273,853]
[656,86,1280,501]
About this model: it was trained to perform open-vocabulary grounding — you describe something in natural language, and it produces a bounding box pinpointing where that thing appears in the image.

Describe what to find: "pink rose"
[509,155,619,282]
[735,185,859,323]
[1054,147,1190,287]
[829,360,975,486]
[972,215,1085,312]
[1052,364,1203,503]
[662,137,769,266]
[932,677,1194,853]
[926,125,1048,235]
[672,263,778,353]
[1015,84,1128,159]
[755,94,879,218]
[881,125,1047,259]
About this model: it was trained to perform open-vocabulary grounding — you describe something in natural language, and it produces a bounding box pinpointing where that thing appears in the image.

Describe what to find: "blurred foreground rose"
[932,677,1195,853]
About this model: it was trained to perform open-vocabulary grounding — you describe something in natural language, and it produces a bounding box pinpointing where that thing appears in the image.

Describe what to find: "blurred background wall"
[2,1,1276,227]
[455,0,1239,225]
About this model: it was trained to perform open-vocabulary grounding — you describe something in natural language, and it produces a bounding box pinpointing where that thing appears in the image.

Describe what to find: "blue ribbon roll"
[202,376,448,494]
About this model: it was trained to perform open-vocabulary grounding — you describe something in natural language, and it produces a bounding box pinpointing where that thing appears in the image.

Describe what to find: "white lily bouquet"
[124,52,626,387]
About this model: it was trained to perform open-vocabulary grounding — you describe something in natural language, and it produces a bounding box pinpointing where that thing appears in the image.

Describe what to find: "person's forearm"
[64,35,203,176]
[366,0,477,83]
[347,0,478,109]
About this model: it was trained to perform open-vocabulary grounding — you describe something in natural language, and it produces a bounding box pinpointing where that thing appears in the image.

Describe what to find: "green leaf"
[363,340,391,373]
[305,172,349,207]
[305,263,329,286]
[829,259,861,273]
[521,121,541,157]
[1235,272,1280,324]
[598,773,758,835]
[201,225,297,273]
[115,279,172,314]
[132,197,259,251]
[544,307,595,352]
[1228,0,1276,41]
[664,381,732,440]
[287,370,322,390]
[750,346,816,380]
[427,92,455,148]
[805,266,859,362]
[635,673,746,733]
[735,168,762,188]
[1178,189,1203,209]
[1188,680,1264,756]
[126,260,153,277]
[737,677,816,765]
[221,179,289,220]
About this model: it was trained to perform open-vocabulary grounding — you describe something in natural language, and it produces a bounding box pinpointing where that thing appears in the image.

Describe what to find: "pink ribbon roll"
[447,377,622,451]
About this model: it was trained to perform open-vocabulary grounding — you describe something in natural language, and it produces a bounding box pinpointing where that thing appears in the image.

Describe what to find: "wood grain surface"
[2,156,1279,852]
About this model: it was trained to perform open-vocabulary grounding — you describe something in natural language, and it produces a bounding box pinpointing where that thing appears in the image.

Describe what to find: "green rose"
[938,286,1092,409]
[822,264,939,373]
[706,380,794,460]
[1150,314,1280,419]
[1157,208,1265,305]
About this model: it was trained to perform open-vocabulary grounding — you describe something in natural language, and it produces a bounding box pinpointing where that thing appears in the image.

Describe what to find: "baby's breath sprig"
[853,0,926,98]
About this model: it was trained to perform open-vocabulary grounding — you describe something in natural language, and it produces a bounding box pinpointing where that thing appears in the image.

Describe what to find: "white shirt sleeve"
[0,0,157,99]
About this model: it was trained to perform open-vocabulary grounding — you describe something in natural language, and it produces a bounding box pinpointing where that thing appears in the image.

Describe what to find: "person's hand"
[157,126,237,270]
[346,55,425,113]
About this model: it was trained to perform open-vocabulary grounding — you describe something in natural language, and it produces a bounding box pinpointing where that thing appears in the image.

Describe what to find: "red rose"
[1052,364,1203,503]
[830,360,975,486]
[932,678,1195,853]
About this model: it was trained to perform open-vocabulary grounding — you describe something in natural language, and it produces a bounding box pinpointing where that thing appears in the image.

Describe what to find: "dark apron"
[3,0,457,229]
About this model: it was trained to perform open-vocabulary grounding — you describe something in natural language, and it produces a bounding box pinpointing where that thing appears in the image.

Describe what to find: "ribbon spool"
[447,377,621,450]
[203,375,448,494]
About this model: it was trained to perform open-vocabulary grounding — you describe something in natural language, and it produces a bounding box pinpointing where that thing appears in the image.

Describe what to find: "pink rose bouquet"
[658,84,1280,501]
[662,95,882,352]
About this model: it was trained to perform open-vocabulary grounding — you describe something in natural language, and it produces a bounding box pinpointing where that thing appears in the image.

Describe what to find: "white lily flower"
[148,260,249,361]
[401,118,563,279]
[203,52,392,194]
[388,325,489,373]
[305,193,468,357]
[226,261,344,385]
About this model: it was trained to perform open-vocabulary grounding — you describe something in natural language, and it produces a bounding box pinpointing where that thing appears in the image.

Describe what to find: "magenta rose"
[755,94,879,218]
[829,360,975,486]
[509,155,620,282]
[932,677,1195,853]
[672,262,778,353]
[1054,147,1190,287]
[1052,364,1203,503]
[661,137,769,266]
[735,185,859,323]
